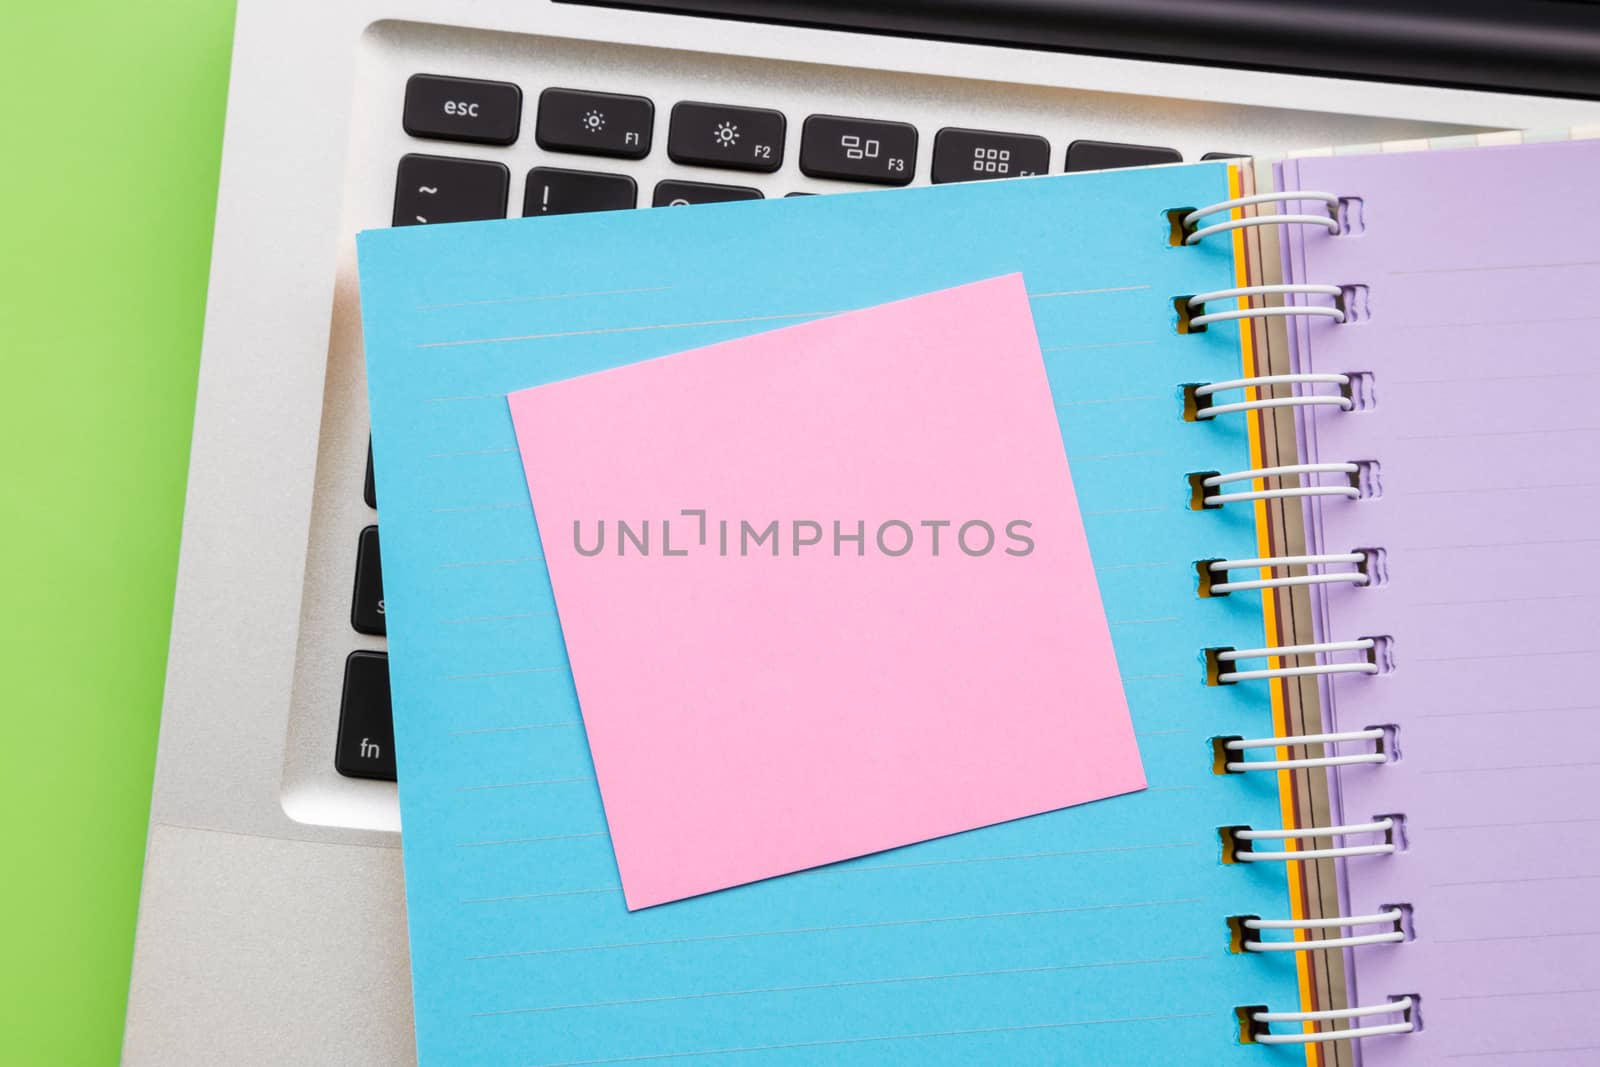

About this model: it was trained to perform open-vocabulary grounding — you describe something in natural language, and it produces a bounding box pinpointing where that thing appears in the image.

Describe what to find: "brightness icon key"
[536,87,654,160]
[668,101,786,173]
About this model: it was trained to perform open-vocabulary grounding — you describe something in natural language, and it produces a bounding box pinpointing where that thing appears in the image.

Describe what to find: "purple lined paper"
[1283,140,1600,1065]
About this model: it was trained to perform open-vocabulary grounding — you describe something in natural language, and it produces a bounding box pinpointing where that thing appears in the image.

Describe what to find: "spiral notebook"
[358,162,1317,1065]
[1262,137,1600,1064]
[358,134,1599,1065]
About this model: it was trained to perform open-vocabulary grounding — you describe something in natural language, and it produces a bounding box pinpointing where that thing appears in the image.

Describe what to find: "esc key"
[403,73,523,146]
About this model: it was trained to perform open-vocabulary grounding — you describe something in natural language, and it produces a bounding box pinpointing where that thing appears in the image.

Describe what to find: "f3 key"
[800,114,916,186]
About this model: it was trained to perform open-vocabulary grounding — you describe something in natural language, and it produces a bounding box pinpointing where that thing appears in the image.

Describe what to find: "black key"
[536,88,653,159]
[523,167,636,217]
[799,115,916,186]
[931,128,1049,184]
[1202,152,1247,161]
[1064,140,1182,172]
[351,525,385,636]
[392,154,509,226]
[364,438,376,509]
[652,180,763,207]
[335,651,395,781]
[402,73,522,146]
[668,101,785,172]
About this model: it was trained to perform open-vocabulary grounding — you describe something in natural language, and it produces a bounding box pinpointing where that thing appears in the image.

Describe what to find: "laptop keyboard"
[334,70,1249,782]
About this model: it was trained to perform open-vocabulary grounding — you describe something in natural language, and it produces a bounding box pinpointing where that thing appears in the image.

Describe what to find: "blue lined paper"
[359,165,1304,1066]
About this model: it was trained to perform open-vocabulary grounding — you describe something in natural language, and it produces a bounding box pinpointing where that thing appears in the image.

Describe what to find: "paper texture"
[507,276,1144,909]
[358,163,1300,1065]
[1283,138,1600,1064]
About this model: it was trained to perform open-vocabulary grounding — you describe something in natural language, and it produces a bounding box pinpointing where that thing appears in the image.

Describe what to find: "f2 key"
[668,102,785,173]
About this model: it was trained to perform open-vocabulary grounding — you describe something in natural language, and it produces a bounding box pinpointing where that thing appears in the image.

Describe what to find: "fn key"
[336,651,395,781]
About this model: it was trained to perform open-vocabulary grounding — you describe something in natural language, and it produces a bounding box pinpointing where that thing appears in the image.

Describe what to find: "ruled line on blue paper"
[466,897,1205,961]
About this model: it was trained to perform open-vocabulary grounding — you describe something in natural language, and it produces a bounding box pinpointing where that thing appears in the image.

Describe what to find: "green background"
[2,3,236,1063]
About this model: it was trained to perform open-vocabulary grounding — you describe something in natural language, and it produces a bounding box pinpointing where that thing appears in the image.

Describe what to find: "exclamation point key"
[522,167,637,217]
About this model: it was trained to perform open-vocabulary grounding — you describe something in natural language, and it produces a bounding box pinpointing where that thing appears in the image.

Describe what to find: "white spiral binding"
[1233,818,1397,862]
[1182,190,1342,245]
[1241,909,1406,953]
[1223,728,1387,772]
[1214,638,1378,683]
[1206,552,1369,594]
[1187,284,1345,328]
[1182,206,1410,1045]
[1249,998,1417,1045]
[1193,373,1353,418]
[1199,463,1361,507]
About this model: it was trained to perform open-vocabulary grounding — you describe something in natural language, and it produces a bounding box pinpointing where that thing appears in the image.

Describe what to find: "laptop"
[121,1,1600,1062]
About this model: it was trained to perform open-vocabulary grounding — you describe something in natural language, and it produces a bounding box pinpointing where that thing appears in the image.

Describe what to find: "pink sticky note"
[507,274,1144,910]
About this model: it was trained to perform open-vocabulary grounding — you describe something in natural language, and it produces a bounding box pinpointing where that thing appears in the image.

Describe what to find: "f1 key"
[536,88,654,160]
